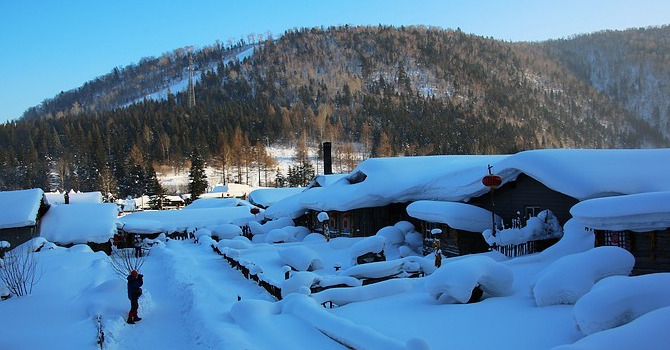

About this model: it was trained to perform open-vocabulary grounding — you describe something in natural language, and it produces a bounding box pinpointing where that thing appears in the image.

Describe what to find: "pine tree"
[188,148,208,201]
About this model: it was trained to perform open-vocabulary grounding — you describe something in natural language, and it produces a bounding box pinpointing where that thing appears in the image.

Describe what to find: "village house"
[571,191,670,274]
[0,188,50,249]
[265,148,670,259]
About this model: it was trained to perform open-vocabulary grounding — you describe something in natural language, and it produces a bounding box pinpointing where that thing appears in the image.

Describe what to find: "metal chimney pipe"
[323,142,333,175]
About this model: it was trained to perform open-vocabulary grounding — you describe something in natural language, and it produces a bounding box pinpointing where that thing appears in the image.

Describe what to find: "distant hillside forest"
[1,25,669,197]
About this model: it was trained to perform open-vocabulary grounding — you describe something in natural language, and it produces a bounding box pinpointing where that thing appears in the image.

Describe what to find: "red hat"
[130,270,138,277]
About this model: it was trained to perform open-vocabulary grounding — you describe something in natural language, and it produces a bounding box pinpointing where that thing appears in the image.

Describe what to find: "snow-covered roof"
[39,203,118,244]
[406,200,501,233]
[118,206,257,234]
[45,191,103,205]
[184,197,252,210]
[265,149,670,220]
[570,191,670,232]
[264,154,506,219]
[0,188,45,229]
[248,187,304,208]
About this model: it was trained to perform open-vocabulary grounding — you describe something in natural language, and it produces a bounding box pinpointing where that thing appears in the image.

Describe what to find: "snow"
[570,191,670,231]
[39,203,119,244]
[184,197,252,210]
[484,209,563,246]
[248,217,294,235]
[551,306,670,350]
[248,187,304,208]
[425,255,513,303]
[0,188,43,229]
[279,246,324,271]
[407,200,501,233]
[572,273,670,335]
[529,246,635,306]
[266,148,670,220]
[207,223,242,239]
[118,206,257,234]
[317,211,329,223]
[350,235,385,262]
[45,190,103,204]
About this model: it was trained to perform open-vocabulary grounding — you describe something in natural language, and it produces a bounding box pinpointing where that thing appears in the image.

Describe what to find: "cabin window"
[525,206,541,218]
[595,230,631,251]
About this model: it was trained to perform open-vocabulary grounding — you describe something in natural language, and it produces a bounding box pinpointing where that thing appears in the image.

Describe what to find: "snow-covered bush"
[278,246,324,271]
[208,224,242,240]
[281,271,318,297]
[572,273,670,335]
[425,255,513,304]
[265,228,292,244]
[529,246,634,306]
[286,226,310,242]
[377,226,405,245]
[484,209,562,246]
[341,256,433,280]
[551,306,670,350]
[0,245,41,297]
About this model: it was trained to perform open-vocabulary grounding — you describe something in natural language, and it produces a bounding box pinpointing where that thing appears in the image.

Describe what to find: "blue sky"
[0,0,668,123]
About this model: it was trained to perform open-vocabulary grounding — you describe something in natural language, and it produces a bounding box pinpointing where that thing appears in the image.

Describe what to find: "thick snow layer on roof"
[248,187,304,208]
[570,191,670,232]
[39,203,118,244]
[266,149,670,220]
[0,188,44,229]
[184,197,251,210]
[119,206,256,234]
[46,191,102,205]
[406,200,501,233]
[265,155,506,218]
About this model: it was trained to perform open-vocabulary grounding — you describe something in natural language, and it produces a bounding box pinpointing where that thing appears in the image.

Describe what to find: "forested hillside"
[0,25,668,196]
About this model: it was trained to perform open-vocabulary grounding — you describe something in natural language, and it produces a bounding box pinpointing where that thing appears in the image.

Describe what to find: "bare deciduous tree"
[109,247,150,280]
[0,246,42,297]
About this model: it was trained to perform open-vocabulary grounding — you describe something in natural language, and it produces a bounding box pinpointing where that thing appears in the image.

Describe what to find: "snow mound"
[217,237,252,250]
[529,246,634,306]
[552,306,670,350]
[350,236,386,261]
[278,246,324,271]
[312,278,412,307]
[573,273,670,335]
[266,228,292,244]
[249,217,294,235]
[393,221,415,234]
[376,226,405,245]
[425,255,513,303]
[303,233,327,243]
[208,224,242,239]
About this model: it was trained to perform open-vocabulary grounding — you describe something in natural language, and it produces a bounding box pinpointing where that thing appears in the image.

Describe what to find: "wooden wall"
[0,226,36,249]
[470,173,579,227]
[595,229,670,274]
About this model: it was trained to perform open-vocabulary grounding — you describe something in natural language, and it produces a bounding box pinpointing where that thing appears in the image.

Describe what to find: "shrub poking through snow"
[572,273,670,335]
[278,246,324,271]
[425,255,513,304]
[529,246,634,306]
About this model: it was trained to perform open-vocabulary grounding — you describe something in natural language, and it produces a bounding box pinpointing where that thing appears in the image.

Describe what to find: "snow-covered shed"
[45,190,103,205]
[571,191,670,274]
[0,188,50,248]
[39,203,118,254]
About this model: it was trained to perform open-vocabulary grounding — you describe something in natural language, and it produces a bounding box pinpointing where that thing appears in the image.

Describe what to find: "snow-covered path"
[105,240,277,349]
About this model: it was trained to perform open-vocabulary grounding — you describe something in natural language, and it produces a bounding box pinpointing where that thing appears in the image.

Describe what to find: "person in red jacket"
[126,270,144,324]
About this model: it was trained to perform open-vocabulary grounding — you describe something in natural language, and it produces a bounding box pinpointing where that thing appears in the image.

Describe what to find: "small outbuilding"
[0,188,50,248]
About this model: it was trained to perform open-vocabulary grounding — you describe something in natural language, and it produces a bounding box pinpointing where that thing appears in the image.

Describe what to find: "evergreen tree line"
[1,25,668,195]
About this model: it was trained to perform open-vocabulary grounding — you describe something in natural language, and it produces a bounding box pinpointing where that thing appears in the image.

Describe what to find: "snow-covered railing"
[493,239,559,258]
[212,245,283,300]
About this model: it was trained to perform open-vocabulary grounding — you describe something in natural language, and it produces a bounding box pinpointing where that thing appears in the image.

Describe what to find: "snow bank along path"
[105,240,277,349]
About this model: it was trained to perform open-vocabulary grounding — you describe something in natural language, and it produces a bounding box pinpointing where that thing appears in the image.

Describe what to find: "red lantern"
[482,174,502,189]
[250,207,260,215]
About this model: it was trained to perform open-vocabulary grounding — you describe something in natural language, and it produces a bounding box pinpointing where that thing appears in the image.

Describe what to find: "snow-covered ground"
[2,216,668,349]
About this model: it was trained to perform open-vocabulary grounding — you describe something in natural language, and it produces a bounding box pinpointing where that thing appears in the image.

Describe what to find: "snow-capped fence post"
[482,165,503,237]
